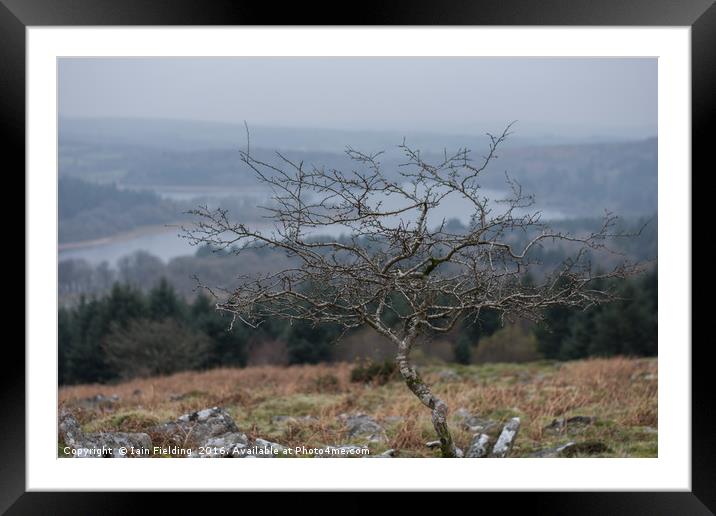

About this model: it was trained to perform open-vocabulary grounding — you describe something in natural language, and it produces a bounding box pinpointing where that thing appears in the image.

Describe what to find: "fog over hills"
[60,116,653,154]
[60,117,657,226]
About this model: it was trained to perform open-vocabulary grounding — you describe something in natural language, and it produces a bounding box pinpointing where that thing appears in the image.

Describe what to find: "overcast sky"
[58,57,657,138]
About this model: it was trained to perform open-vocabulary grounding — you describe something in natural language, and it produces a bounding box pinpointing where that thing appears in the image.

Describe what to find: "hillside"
[59,118,657,219]
[58,177,186,244]
[58,357,657,458]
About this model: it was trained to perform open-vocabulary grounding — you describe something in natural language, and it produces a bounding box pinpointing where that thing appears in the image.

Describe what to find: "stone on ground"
[491,417,520,457]
[338,413,386,443]
[454,408,499,434]
[59,409,151,458]
[152,406,239,446]
[465,433,490,458]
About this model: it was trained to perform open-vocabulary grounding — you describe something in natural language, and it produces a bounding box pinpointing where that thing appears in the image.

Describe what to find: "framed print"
[5,0,709,512]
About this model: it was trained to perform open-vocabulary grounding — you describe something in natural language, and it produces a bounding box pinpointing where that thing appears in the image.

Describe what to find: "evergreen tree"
[58,307,73,385]
[453,308,501,364]
[286,321,337,364]
[65,296,115,384]
[148,278,184,321]
[105,282,146,327]
[536,304,576,359]
[536,269,657,360]
[191,293,248,367]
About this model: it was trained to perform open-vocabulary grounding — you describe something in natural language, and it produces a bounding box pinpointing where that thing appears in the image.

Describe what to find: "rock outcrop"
[491,417,520,457]
[338,413,386,443]
[453,408,499,434]
[465,433,490,458]
[59,409,151,458]
[543,415,596,434]
[529,440,609,458]
[152,407,240,446]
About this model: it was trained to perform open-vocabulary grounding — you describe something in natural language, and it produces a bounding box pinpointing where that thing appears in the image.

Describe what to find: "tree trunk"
[396,349,457,458]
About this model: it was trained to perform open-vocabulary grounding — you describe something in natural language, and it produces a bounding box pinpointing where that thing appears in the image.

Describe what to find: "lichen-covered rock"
[453,408,499,434]
[86,432,152,457]
[528,441,576,458]
[253,438,286,458]
[153,407,239,446]
[207,432,249,448]
[465,433,490,458]
[529,440,608,458]
[58,409,84,448]
[560,441,609,457]
[59,409,151,458]
[200,432,250,458]
[491,417,520,457]
[543,415,596,434]
[338,413,386,442]
[187,434,275,459]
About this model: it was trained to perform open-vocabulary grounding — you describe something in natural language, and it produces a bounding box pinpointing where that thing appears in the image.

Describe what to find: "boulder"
[453,408,499,434]
[338,413,386,442]
[58,409,84,448]
[253,438,286,458]
[530,440,608,458]
[197,432,250,458]
[491,417,520,457]
[528,441,577,458]
[152,407,239,446]
[465,433,490,458]
[153,407,297,459]
[560,441,609,457]
[84,432,152,458]
[59,409,151,458]
[543,415,596,434]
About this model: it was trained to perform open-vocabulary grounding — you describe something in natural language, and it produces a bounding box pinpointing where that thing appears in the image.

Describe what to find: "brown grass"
[59,356,657,457]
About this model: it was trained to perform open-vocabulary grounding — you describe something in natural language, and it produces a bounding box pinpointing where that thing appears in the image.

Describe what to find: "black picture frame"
[5,0,708,512]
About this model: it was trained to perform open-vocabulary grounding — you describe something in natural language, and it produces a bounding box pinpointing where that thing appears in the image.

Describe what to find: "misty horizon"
[59,57,657,142]
[57,57,658,268]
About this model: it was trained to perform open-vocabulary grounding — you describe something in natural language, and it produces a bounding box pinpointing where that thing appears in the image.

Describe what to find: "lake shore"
[58,222,186,252]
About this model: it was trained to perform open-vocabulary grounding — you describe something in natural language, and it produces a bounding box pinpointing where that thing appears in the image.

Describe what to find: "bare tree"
[182,124,640,458]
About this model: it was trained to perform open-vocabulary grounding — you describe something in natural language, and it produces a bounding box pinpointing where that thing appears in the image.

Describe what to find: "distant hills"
[59,117,657,220]
[59,116,654,153]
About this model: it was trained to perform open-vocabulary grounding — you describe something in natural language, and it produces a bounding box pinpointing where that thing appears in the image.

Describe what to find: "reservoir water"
[59,185,566,266]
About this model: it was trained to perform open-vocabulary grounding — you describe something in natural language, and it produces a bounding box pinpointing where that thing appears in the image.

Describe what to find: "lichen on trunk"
[396,348,457,458]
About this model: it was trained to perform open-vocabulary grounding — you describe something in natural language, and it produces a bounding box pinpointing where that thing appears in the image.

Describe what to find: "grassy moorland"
[58,356,657,458]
